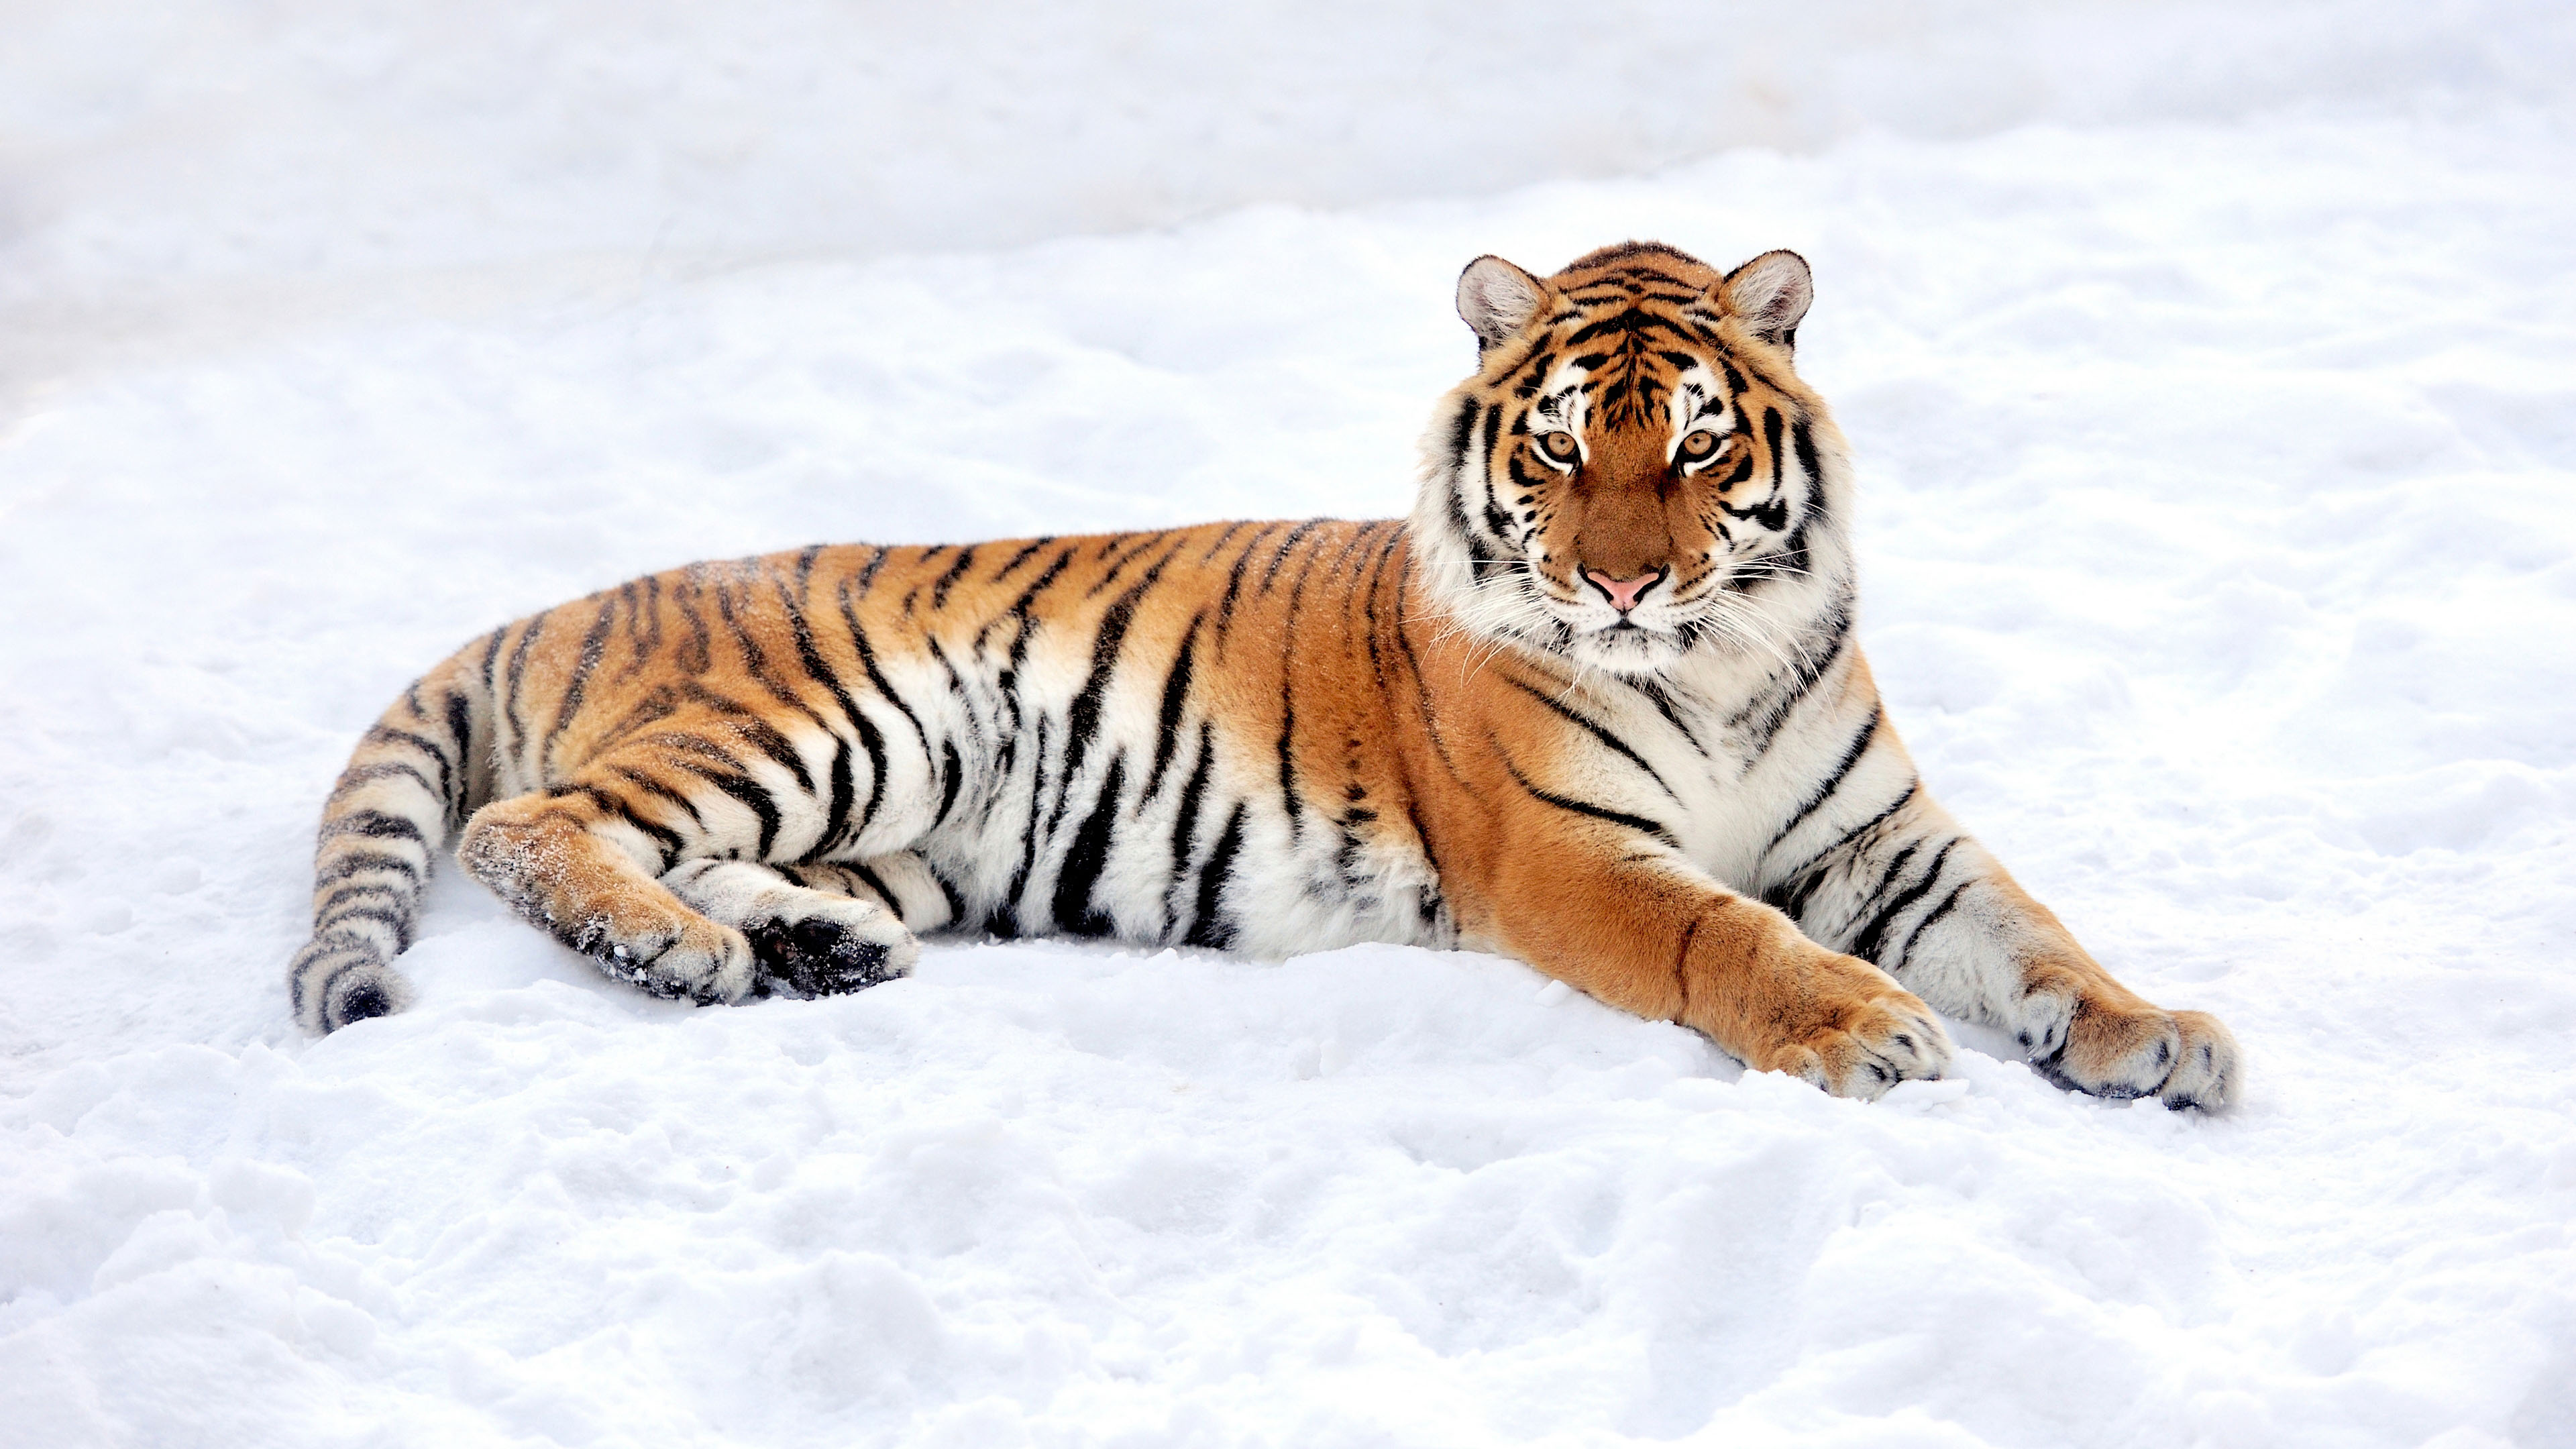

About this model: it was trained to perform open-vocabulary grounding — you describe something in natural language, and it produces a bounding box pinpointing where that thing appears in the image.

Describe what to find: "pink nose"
[1585,568,1662,612]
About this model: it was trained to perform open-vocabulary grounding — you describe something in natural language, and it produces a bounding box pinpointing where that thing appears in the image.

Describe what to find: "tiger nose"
[1583,567,1666,612]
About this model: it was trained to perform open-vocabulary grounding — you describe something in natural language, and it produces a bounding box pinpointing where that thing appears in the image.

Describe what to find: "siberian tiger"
[288,241,2240,1109]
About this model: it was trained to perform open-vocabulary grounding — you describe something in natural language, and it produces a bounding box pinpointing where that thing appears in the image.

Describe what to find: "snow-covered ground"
[5,4,2575,1446]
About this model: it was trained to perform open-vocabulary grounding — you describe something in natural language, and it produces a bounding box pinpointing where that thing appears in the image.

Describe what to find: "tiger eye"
[1678,430,1721,460]
[1539,432,1579,462]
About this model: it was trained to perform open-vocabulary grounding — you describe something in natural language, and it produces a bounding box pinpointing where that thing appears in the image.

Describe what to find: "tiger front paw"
[1748,951,1955,1101]
[2010,975,2242,1111]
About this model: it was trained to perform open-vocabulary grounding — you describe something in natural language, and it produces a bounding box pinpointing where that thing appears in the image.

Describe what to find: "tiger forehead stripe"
[1544,299,1707,428]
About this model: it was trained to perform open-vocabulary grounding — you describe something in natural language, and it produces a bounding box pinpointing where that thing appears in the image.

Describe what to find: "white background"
[3,3,2573,1445]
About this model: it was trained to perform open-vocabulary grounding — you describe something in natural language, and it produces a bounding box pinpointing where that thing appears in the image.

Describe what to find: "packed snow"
[4,3,2575,1446]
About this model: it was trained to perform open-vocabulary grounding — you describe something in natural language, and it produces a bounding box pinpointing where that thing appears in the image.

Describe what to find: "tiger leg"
[455,790,759,1006]
[775,858,959,934]
[1480,822,1953,1100]
[1770,796,2241,1110]
[659,857,950,996]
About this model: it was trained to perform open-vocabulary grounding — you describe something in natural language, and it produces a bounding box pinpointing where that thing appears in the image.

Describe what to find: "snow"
[4,3,2575,1445]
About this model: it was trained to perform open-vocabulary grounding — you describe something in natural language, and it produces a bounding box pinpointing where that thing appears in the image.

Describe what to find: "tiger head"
[1411,241,1854,678]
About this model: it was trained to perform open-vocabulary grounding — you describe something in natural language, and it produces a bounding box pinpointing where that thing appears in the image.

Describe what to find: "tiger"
[287,240,2241,1109]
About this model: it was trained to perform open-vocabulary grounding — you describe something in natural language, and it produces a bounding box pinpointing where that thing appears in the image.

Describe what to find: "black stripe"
[1893,879,1974,974]
[608,765,709,829]
[321,810,427,845]
[1478,403,1504,517]
[360,725,453,793]
[1359,525,1396,691]
[552,782,690,868]
[1762,780,1922,923]
[1389,556,1472,788]
[853,549,892,598]
[1091,530,1173,595]
[1142,614,1201,801]
[300,949,395,1025]
[500,616,543,771]
[618,576,664,678]
[1481,470,1517,547]
[1497,751,1678,847]
[1613,676,1709,758]
[1195,521,1250,563]
[900,546,945,614]
[989,537,1055,586]
[1006,545,1083,619]
[932,740,964,829]
[442,690,476,818]
[335,761,439,797]
[1731,604,1854,759]
[1212,524,1277,649]
[1047,537,1190,859]
[931,866,967,929]
[1167,721,1214,935]
[315,881,405,916]
[1053,756,1126,936]
[1849,840,1959,967]
[608,789,690,866]
[477,626,507,693]
[314,904,413,949]
[314,850,419,889]
[1790,419,1823,519]
[672,572,714,674]
[766,577,873,853]
[992,544,1085,672]
[929,546,978,609]
[1502,676,1678,802]
[678,763,785,859]
[1442,466,1488,571]
[833,857,889,904]
[1273,535,1333,837]
[1001,714,1052,934]
[1181,802,1246,949]
[1849,842,1919,941]
[674,683,818,797]
[814,741,855,859]
[835,582,933,762]
[1767,706,1882,852]
[1564,306,1679,347]
[716,576,822,727]
[540,596,617,778]
[1257,519,1327,595]
[1446,398,1481,476]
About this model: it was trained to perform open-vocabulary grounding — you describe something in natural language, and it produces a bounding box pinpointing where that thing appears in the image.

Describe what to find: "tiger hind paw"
[744,897,918,997]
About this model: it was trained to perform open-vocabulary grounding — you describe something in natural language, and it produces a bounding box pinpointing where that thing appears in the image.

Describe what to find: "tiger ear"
[1721,250,1813,350]
[1456,256,1550,351]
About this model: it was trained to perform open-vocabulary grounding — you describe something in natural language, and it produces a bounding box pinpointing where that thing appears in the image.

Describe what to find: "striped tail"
[288,646,494,1032]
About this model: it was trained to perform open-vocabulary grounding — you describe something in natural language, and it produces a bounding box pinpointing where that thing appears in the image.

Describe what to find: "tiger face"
[1415,241,1843,677]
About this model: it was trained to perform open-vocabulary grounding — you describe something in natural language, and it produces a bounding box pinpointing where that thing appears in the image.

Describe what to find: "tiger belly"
[486,521,1455,974]
[883,521,1458,957]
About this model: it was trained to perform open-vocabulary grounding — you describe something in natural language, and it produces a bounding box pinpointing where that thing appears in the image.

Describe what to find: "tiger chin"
[288,240,2240,1111]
